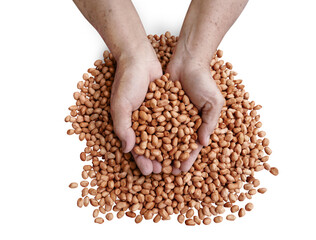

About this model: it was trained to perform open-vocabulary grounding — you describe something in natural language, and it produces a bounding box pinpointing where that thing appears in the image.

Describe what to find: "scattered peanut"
[135,215,143,224]
[226,214,236,221]
[214,216,223,223]
[258,188,267,194]
[203,218,212,225]
[93,209,99,218]
[270,167,279,176]
[105,213,114,221]
[94,217,104,224]
[69,182,78,189]
[238,208,246,218]
[177,214,185,224]
[185,219,196,226]
[77,198,83,208]
[245,203,254,211]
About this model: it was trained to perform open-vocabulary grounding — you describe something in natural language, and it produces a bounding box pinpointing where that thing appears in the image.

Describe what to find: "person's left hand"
[166,55,225,174]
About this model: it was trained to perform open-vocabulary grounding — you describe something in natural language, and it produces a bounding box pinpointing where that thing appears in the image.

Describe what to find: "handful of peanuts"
[132,73,201,171]
[66,32,279,225]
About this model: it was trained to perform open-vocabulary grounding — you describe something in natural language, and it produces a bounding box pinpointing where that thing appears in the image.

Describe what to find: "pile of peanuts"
[66,32,278,225]
[132,74,200,171]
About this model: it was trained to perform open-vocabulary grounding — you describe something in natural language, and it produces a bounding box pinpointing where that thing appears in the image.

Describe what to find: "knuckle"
[110,98,129,117]
[212,90,225,107]
[110,101,121,115]
[217,94,225,107]
[112,124,123,139]
[205,93,224,110]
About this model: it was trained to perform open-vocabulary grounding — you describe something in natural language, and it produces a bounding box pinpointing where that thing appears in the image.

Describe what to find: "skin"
[73,0,248,175]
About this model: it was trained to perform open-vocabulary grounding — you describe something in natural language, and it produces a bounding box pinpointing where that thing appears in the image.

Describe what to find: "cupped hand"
[167,57,225,174]
[110,52,163,175]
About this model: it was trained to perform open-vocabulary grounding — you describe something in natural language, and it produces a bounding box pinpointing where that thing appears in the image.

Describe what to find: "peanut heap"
[66,32,278,226]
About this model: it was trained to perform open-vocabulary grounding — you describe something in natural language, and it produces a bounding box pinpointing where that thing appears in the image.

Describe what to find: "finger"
[132,151,153,176]
[152,160,162,174]
[180,143,203,172]
[172,167,181,175]
[111,98,135,153]
[198,98,224,146]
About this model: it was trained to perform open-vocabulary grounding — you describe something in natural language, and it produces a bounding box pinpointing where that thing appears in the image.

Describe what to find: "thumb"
[198,97,224,146]
[110,98,135,153]
[180,143,203,172]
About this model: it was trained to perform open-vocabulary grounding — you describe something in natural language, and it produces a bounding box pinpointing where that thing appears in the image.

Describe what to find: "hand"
[167,55,225,173]
[74,0,165,175]
[110,51,163,175]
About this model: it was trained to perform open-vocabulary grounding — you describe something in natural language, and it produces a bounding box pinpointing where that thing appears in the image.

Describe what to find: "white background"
[0,0,315,239]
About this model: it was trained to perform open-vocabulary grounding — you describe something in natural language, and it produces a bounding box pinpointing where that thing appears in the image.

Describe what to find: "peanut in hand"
[131,73,201,169]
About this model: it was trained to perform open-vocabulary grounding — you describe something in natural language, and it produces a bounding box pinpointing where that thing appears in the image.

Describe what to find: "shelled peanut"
[132,73,201,170]
[66,31,278,225]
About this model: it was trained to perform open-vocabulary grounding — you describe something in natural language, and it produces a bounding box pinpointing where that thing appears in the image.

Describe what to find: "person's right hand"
[110,50,163,175]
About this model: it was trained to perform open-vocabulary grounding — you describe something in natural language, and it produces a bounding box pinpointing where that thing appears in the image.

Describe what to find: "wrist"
[174,33,216,66]
[170,38,212,72]
[114,39,158,64]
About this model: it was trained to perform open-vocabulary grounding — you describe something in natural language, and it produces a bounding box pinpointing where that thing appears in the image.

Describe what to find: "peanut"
[245,203,254,211]
[238,208,246,218]
[258,188,267,194]
[94,217,104,224]
[69,182,78,189]
[203,218,212,225]
[226,214,236,221]
[270,167,279,176]
[214,216,223,223]
[105,213,114,221]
